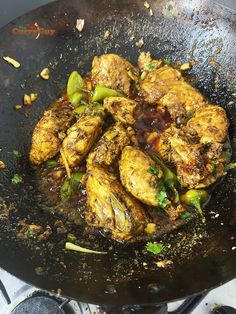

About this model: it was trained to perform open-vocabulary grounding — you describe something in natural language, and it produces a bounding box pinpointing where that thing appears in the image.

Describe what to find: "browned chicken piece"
[91,54,137,95]
[187,104,229,143]
[104,97,138,125]
[157,125,226,188]
[158,81,206,124]
[61,115,103,168]
[87,123,132,168]
[30,96,73,165]
[119,146,163,206]
[138,52,182,103]
[85,165,148,241]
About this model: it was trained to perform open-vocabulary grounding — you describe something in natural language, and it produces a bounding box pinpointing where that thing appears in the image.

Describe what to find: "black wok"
[0,0,236,306]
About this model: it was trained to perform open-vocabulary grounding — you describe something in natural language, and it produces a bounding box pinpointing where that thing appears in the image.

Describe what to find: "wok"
[0,0,236,306]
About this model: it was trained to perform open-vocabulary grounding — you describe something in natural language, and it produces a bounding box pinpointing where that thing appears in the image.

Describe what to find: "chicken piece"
[157,125,226,188]
[187,105,229,143]
[158,81,206,124]
[87,123,132,168]
[85,165,148,240]
[61,115,103,168]
[119,146,163,206]
[30,96,73,165]
[138,52,182,103]
[104,97,138,126]
[91,54,137,95]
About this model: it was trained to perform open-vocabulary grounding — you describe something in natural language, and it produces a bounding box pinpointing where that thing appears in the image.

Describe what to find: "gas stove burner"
[10,296,66,314]
[9,293,92,314]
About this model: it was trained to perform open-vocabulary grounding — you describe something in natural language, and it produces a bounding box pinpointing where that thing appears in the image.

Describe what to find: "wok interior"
[0,0,235,305]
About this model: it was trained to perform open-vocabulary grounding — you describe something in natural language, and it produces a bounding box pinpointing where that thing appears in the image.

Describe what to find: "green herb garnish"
[146,242,164,254]
[157,184,170,209]
[46,159,58,167]
[163,59,170,65]
[11,173,23,184]
[148,165,159,176]
[148,63,155,70]
[13,150,22,158]
[180,211,193,220]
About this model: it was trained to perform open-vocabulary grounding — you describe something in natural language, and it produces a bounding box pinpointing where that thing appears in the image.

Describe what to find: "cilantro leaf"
[157,184,170,209]
[13,150,22,158]
[180,211,192,220]
[148,165,159,176]
[148,63,155,70]
[163,59,170,65]
[11,174,23,184]
[146,242,164,254]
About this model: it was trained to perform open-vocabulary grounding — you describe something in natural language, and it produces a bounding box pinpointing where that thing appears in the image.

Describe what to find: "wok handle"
[0,279,11,304]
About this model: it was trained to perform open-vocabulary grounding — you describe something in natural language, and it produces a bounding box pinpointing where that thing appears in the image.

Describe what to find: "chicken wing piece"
[104,97,138,126]
[158,81,206,124]
[91,54,137,95]
[87,123,132,168]
[61,115,103,168]
[119,146,163,206]
[187,104,229,143]
[138,52,182,103]
[30,96,73,165]
[85,165,148,240]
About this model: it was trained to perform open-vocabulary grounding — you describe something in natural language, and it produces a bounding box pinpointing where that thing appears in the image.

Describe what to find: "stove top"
[0,268,236,314]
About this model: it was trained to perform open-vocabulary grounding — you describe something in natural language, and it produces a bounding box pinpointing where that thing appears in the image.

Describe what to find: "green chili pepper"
[67,71,85,106]
[61,171,85,200]
[74,105,87,115]
[70,92,84,106]
[180,189,208,216]
[152,155,180,203]
[92,86,122,102]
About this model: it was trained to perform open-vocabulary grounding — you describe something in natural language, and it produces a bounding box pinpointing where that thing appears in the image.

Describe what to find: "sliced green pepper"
[70,92,84,106]
[74,105,87,115]
[92,86,122,102]
[67,71,85,106]
[152,155,180,203]
[180,189,208,216]
[61,171,85,200]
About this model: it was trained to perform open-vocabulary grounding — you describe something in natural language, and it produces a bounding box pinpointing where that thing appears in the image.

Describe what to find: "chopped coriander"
[146,242,164,254]
[226,162,236,170]
[11,173,23,184]
[148,63,155,70]
[180,211,192,220]
[157,184,170,209]
[148,165,159,176]
[46,159,58,167]
[13,150,22,158]
[163,59,170,65]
